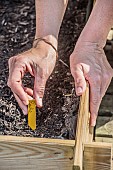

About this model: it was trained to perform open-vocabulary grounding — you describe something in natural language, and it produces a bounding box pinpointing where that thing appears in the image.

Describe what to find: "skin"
[8,38,57,114]
[7,0,68,115]
[70,0,113,126]
[8,0,113,126]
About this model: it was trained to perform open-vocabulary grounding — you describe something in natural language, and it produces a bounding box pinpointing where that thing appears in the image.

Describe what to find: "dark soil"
[0,0,88,139]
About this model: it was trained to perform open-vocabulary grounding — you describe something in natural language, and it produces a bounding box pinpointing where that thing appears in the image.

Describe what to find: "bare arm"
[35,0,68,40]
[78,0,113,47]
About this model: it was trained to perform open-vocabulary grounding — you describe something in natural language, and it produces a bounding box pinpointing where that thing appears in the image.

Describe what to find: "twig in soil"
[64,94,72,97]
[59,59,69,68]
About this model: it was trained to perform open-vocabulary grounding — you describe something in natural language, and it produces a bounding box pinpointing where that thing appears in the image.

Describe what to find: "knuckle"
[71,64,81,75]
[41,72,46,79]
[34,87,45,97]
[70,54,74,60]
[8,55,21,66]
[76,77,83,85]
[15,55,24,63]
[7,78,15,88]
[14,55,22,63]
[39,73,47,83]
[8,57,13,65]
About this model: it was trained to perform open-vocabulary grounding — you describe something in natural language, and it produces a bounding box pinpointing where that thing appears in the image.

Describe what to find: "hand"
[7,37,57,115]
[70,41,113,126]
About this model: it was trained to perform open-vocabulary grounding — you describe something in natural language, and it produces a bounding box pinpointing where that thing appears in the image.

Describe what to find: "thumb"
[33,75,46,108]
[71,65,86,96]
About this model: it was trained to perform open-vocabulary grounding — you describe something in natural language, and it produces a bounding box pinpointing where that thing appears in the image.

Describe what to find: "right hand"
[70,41,113,126]
[7,37,57,115]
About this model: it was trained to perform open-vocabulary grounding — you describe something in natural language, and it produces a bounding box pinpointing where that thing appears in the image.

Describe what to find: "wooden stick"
[0,135,75,146]
[73,83,93,170]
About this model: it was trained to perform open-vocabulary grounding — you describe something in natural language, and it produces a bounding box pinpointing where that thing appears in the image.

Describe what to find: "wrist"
[77,30,106,49]
[73,39,103,55]
[34,35,58,49]
[32,35,58,59]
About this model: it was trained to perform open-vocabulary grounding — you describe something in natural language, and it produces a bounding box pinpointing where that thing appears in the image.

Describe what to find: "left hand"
[7,38,57,115]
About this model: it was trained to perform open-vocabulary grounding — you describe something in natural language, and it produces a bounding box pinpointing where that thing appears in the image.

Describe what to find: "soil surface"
[0,0,88,139]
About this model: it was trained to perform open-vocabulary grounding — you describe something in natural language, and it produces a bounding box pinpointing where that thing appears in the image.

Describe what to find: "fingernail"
[22,110,27,115]
[91,121,96,127]
[90,117,96,127]
[38,97,42,107]
[36,96,42,107]
[77,87,83,94]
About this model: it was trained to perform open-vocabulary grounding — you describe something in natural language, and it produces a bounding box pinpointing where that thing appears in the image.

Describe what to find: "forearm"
[35,0,68,47]
[78,0,113,47]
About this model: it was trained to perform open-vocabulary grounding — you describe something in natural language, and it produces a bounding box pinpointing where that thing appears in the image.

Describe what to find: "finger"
[33,75,46,108]
[14,92,33,115]
[8,66,29,105]
[71,65,86,96]
[24,87,33,97]
[89,83,101,126]
[14,93,28,115]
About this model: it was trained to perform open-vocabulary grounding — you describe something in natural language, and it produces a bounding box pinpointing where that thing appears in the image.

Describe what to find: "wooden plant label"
[28,99,36,130]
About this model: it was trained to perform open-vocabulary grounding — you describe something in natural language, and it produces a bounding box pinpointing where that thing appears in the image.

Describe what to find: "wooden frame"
[0,83,112,170]
[0,136,75,170]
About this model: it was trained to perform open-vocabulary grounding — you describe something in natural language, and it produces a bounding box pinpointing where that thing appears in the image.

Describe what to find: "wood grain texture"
[96,137,113,157]
[83,142,112,170]
[0,138,74,170]
[0,135,75,146]
[96,137,113,143]
[73,83,93,170]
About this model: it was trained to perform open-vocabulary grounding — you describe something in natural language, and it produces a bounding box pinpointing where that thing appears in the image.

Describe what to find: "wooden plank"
[107,30,113,40]
[73,83,93,170]
[0,135,75,146]
[96,136,113,168]
[0,136,74,170]
[83,142,112,170]
[96,137,113,143]
[95,137,113,170]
